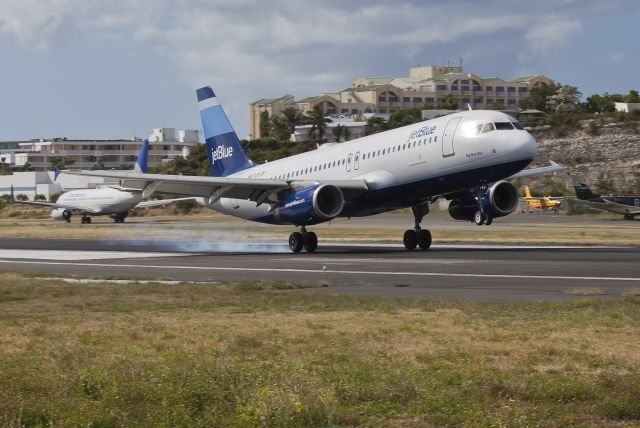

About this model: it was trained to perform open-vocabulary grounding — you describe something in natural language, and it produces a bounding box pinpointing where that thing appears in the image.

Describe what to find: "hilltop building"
[249,65,553,139]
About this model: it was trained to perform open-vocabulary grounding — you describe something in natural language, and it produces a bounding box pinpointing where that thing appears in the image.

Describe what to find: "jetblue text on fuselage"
[211,145,234,164]
[408,125,437,142]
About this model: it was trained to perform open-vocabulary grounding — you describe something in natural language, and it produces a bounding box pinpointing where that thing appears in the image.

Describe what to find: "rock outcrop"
[526,123,640,194]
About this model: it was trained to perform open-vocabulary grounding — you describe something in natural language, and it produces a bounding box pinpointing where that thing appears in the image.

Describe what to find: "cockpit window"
[481,123,495,133]
[511,121,524,130]
[495,122,514,130]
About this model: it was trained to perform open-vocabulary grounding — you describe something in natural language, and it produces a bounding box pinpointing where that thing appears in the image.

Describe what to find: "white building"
[3,127,200,171]
[614,102,640,113]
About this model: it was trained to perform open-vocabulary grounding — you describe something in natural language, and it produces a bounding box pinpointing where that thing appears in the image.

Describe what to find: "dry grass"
[563,287,606,296]
[623,288,640,297]
[1,272,640,426]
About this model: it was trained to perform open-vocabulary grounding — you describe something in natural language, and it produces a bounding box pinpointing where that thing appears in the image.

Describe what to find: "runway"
[0,237,638,302]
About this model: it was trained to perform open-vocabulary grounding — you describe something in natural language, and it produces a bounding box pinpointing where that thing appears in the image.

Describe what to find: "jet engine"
[273,184,344,225]
[51,208,72,222]
[448,180,519,222]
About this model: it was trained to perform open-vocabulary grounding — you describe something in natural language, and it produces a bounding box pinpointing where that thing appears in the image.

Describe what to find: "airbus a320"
[64,85,564,251]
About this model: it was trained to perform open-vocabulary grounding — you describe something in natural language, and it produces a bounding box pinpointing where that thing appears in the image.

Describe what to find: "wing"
[134,197,197,209]
[61,170,369,205]
[506,160,567,181]
[575,198,640,215]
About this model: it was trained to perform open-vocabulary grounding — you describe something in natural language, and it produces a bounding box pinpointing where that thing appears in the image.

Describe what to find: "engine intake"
[449,181,519,221]
[274,184,344,225]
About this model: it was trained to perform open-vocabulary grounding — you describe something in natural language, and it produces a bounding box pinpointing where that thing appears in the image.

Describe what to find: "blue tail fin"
[52,165,61,181]
[196,86,254,177]
[133,139,149,173]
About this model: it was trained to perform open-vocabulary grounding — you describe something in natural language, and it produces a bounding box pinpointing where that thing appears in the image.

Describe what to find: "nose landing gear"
[473,183,493,226]
[403,203,432,251]
[289,227,318,253]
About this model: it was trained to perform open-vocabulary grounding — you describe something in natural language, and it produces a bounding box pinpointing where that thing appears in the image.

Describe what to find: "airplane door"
[442,117,461,157]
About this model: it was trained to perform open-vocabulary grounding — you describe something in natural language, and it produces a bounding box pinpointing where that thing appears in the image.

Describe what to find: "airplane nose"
[509,131,537,160]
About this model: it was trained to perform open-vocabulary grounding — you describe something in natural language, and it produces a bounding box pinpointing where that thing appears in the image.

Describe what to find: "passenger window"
[434,136,438,142]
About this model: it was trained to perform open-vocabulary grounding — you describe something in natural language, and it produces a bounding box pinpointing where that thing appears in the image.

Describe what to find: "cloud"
[0,0,635,137]
[522,18,582,60]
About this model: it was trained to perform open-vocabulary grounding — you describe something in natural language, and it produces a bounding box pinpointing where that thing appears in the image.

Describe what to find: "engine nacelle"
[448,180,519,221]
[273,184,344,226]
[51,208,72,221]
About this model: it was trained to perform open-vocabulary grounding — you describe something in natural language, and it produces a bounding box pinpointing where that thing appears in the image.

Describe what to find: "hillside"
[526,122,640,195]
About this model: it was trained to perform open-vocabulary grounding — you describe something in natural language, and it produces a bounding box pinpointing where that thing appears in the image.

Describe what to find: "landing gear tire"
[288,232,304,253]
[302,232,318,253]
[484,215,493,226]
[62,210,72,223]
[417,229,432,250]
[474,211,485,226]
[81,216,92,224]
[403,230,418,251]
[624,214,633,220]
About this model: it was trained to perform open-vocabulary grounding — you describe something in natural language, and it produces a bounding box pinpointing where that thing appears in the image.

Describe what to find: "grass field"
[1,273,640,426]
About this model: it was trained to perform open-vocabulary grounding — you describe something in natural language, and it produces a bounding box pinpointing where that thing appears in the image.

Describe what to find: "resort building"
[249,65,553,139]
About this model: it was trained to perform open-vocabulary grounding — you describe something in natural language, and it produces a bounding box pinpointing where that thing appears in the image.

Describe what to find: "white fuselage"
[53,187,142,217]
[207,110,537,222]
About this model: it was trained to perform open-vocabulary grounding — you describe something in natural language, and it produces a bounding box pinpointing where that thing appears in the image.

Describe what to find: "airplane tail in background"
[574,183,598,200]
[196,86,255,177]
[132,139,149,174]
[524,186,532,199]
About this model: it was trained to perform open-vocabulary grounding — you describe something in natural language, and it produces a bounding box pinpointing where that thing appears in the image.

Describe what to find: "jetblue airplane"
[574,183,640,220]
[65,86,563,251]
[15,140,192,223]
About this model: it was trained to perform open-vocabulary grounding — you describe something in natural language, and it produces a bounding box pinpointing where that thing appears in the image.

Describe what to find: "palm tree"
[332,124,351,142]
[306,105,331,142]
[282,107,303,135]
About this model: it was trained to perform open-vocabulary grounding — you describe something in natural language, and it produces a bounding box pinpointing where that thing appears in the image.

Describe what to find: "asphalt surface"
[0,237,638,302]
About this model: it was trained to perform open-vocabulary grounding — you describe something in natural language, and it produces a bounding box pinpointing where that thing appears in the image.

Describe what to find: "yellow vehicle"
[521,186,563,212]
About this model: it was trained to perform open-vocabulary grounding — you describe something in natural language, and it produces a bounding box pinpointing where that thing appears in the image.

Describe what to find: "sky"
[0,0,638,141]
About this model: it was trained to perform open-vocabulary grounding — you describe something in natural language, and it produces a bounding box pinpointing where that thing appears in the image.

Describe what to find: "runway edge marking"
[0,260,639,282]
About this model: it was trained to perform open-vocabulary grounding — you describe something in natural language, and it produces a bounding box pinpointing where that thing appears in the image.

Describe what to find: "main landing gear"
[473,183,493,226]
[80,214,92,224]
[403,203,432,251]
[113,213,128,223]
[288,227,318,253]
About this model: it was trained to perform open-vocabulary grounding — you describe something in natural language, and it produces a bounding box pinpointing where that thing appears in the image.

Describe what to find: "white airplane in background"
[14,140,193,224]
[63,85,564,251]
